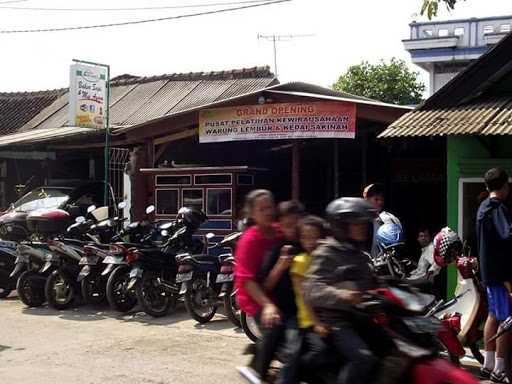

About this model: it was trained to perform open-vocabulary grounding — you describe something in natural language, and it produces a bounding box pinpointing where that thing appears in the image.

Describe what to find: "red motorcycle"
[241,282,478,384]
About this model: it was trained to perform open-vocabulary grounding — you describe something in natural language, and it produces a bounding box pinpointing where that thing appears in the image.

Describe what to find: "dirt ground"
[0,293,250,384]
[0,293,486,384]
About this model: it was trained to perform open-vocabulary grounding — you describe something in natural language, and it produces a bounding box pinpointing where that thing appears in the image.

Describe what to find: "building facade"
[404,15,512,95]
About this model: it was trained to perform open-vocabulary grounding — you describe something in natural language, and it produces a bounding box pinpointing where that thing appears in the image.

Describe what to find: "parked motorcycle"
[430,253,486,364]
[78,202,128,305]
[0,240,19,298]
[104,205,173,313]
[210,232,241,327]
[43,205,110,310]
[130,207,206,317]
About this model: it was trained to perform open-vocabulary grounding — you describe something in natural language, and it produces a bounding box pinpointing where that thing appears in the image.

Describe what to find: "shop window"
[454,27,465,36]
[195,174,232,185]
[207,189,232,216]
[182,189,204,211]
[237,174,254,186]
[484,25,494,34]
[155,175,191,186]
[422,29,433,37]
[500,24,511,33]
[438,29,449,37]
[156,189,179,215]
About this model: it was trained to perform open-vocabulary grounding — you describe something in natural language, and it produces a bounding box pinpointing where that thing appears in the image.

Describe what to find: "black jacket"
[303,238,376,325]
[476,197,512,284]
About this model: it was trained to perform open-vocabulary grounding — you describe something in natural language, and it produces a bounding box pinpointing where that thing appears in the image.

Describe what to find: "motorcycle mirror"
[206,233,215,240]
[161,230,169,237]
[118,201,127,209]
[75,216,86,224]
[146,205,155,215]
[87,205,97,213]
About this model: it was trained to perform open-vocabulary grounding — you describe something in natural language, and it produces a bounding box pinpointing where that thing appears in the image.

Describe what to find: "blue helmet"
[375,223,404,250]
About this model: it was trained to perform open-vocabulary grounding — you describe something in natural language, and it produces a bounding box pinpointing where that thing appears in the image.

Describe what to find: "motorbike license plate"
[176,272,193,283]
[79,256,99,266]
[129,268,142,279]
[216,274,233,283]
[103,256,124,264]
[0,240,17,251]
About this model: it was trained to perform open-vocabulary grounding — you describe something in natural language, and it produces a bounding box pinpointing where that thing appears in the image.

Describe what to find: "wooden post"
[292,141,300,201]
[334,140,339,198]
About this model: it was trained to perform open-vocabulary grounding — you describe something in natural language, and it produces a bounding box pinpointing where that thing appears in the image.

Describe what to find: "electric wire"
[0,0,272,12]
[0,0,290,33]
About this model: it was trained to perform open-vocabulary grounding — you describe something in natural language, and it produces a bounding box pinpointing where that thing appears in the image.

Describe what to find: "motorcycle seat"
[190,254,219,265]
[218,253,233,263]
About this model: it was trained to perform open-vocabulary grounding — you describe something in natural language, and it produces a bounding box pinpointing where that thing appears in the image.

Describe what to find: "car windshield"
[12,188,70,213]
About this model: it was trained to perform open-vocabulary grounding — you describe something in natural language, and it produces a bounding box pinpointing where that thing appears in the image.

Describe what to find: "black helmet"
[177,207,208,230]
[326,197,377,226]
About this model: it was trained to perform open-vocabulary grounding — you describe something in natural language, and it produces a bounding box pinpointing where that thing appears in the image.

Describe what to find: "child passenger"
[275,216,330,384]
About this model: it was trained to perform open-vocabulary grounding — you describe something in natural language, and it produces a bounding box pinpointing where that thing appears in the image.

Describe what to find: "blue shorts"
[487,283,511,321]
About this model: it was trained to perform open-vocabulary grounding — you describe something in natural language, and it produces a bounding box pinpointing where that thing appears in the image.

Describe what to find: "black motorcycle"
[210,232,241,327]
[129,208,206,318]
[0,240,19,298]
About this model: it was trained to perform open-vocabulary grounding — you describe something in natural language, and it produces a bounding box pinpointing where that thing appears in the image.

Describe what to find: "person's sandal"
[491,371,510,383]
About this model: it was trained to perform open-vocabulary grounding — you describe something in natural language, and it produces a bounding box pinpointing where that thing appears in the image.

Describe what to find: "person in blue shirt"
[477,168,512,383]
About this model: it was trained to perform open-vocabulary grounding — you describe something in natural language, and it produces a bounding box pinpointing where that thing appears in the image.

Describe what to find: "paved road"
[0,293,486,384]
[0,294,250,384]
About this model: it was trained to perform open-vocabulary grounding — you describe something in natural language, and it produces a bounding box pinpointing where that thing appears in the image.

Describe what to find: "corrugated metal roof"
[215,78,279,101]
[0,89,64,135]
[19,92,68,131]
[4,66,276,137]
[0,126,97,147]
[110,80,168,125]
[379,97,512,137]
[169,80,238,114]
[123,81,200,125]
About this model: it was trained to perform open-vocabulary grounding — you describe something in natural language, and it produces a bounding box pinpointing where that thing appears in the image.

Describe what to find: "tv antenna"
[257,33,314,76]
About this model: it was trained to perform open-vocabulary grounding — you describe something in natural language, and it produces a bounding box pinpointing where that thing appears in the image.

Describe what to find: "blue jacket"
[476,197,512,283]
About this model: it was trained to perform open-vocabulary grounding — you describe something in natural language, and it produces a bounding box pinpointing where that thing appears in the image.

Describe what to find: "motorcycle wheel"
[469,342,484,365]
[135,272,176,318]
[0,288,12,298]
[80,274,106,306]
[16,271,46,307]
[45,270,76,310]
[106,266,138,313]
[0,269,13,298]
[240,311,261,343]
[184,277,218,324]
[223,288,241,328]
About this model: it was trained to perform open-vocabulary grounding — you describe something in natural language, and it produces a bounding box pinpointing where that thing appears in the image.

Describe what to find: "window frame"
[454,27,465,36]
[155,188,180,216]
[182,188,205,212]
[194,173,233,186]
[155,174,192,186]
[206,187,233,217]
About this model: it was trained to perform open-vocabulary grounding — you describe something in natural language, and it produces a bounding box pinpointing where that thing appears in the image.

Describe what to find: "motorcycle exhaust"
[156,278,180,293]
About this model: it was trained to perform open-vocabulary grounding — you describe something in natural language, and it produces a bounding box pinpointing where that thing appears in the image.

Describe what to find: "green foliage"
[421,0,465,19]
[332,58,425,106]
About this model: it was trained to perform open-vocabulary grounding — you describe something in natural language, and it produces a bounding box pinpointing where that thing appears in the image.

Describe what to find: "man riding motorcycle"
[303,197,383,384]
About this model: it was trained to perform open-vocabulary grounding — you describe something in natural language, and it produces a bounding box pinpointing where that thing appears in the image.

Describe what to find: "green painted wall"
[446,135,512,295]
